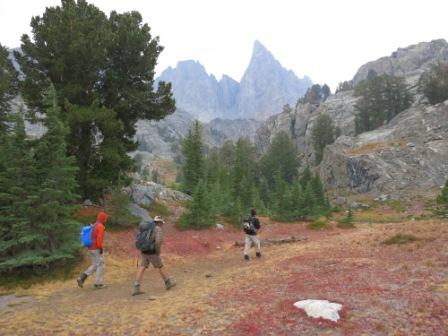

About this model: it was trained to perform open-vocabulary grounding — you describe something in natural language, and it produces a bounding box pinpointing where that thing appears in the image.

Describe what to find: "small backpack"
[80,223,97,248]
[135,221,156,254]
[243,218,256,235]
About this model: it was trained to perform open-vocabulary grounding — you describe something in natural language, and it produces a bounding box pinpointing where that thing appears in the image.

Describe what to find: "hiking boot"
[77,273,88,288]
[256,252,261,258]
[132,284,144,296]
[244,255,250,261]
[165,278,176,290]
[94,284,106,289]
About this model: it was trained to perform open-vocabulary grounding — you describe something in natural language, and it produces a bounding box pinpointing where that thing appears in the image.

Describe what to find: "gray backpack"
[135,221,156,253]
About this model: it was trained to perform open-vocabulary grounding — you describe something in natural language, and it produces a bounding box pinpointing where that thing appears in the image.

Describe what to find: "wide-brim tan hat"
[154,216,165,224]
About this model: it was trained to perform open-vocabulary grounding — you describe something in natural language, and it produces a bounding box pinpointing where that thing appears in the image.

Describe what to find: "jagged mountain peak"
[252,40,274,58]
[156,41,312,121]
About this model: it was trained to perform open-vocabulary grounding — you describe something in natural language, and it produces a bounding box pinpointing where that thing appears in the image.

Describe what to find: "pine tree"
[180,179,216,229]
[311,173,326,207]
[419,63,448,105]
[232,138,256,199]
[311,114,335,165]
[181,121,204,194]
[0,44,18,133]
[354,75,413,134]
[290,178,303,219]
[0,87,80,273]
[257,177,271,210]
[337,208,355,228]
[300,182,316,218]
[28,86,80,263]
[16,1,175,199]
[260,131,298,186]
[0,113,38,272]
[299,166,312,189]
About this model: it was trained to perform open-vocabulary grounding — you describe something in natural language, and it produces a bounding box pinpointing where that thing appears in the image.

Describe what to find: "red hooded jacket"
[88,212,108,250]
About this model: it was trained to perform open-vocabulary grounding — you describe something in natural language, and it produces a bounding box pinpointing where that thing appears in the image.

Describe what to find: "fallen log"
[234,235,307,247]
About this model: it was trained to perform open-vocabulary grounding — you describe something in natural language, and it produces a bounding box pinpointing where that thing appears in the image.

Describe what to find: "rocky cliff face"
[254,39,448,194]
[320,101,448,195]
[156,41,312,121]
[255,90,358,158]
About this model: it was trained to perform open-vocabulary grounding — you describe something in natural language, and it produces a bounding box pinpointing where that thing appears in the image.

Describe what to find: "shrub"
[307,217,330,230]
[419,63,448,105]
[382,233,418,245]
[337,209,355,229]
[145,200,172,218]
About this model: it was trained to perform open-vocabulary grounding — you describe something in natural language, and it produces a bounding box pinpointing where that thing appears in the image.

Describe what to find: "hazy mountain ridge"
[156,40,312,121]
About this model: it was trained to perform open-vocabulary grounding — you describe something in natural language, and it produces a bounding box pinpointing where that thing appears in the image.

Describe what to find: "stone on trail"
[294,299,343,322]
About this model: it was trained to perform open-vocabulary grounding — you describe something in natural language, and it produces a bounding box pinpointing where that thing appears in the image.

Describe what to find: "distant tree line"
[179,123,331,229]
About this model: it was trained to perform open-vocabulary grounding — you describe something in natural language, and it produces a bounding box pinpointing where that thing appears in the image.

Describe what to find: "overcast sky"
[1,0,448,90]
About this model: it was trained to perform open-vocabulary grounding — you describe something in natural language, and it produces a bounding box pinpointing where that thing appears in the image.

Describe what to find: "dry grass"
[348,141,404,156]
[382,233,419,245]
[354,209,409,223]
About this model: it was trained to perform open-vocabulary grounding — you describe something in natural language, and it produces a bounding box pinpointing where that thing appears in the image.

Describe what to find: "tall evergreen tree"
[311,113,335,165]
[419,63,448,105]
[354,75,413,134]
[232,138,256,200]
[0,113,38,272]
[311,173,326,207]
[0,43,18,133]
[0,87,80,273]
[260,131,298,186]
[179,179,216,229]
[181,121,204,194]
[299,165,312,189]
[16,0,175,199]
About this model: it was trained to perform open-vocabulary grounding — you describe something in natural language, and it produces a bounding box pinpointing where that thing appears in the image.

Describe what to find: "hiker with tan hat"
[132,215,176,296]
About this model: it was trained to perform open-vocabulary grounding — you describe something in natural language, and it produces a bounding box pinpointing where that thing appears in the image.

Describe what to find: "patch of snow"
[294,299,343,322]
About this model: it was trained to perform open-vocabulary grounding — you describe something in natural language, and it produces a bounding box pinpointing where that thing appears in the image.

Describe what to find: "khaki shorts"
[140,253,163,269]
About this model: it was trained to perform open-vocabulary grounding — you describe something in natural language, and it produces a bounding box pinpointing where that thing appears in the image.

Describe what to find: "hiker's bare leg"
[135,266,146,283]
[158,266,169,280]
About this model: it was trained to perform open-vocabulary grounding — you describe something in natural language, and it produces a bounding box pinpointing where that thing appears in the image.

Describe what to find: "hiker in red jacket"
[77,211,108,289]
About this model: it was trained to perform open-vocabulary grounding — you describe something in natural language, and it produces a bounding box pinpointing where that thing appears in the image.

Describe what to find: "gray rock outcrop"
[352,39,448,87]
[320,101,448,194]
[128,182,191,205]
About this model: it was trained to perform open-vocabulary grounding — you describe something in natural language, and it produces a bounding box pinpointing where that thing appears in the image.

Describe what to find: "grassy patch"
[307,217,330,230]
[337,220,355,229]
[382,233,418,245]
[385,199,407,212]
[354,210,407,223]
[0,256,81,290]
[348,141,404,156]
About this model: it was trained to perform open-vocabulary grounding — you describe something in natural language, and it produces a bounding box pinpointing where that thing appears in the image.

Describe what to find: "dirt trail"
[1,220,447,335]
